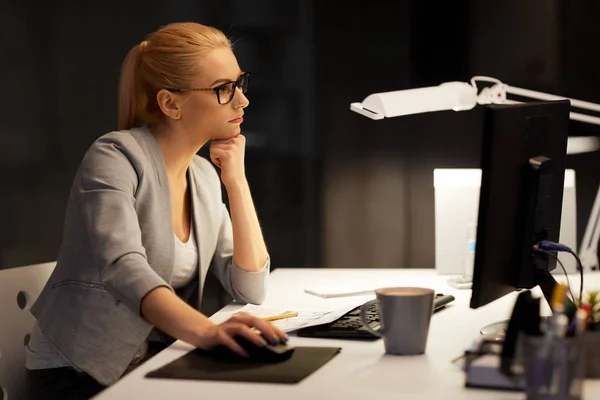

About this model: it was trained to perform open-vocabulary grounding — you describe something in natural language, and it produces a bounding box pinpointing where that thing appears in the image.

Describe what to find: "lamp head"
[350,81,477,119]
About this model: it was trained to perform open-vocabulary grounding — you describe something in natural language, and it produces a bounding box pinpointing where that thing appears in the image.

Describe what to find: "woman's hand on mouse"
[196,311,288,357]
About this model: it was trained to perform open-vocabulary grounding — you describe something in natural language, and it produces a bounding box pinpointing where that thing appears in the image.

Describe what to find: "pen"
[580,303,592,329]
[552,284,569,338]
[568,304,590,337]
[551,283,567,314]
[262,312,299,322]
[575,309,588,335]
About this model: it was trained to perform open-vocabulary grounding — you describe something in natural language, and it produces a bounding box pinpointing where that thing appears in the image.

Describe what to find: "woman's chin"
[219,131,241,140]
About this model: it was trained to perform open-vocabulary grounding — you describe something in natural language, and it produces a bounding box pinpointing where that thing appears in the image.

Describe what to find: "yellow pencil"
[262,312,299,321]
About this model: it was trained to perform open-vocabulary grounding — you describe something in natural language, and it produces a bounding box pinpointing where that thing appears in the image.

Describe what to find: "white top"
[95,268,600,400]
[170,224,198,289]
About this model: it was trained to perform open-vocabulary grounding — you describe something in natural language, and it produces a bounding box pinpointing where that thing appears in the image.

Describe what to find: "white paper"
[303,284,378,298]
[235,303,359,332]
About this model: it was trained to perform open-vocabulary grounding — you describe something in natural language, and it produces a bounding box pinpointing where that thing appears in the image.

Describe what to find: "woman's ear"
[156,89,182,120]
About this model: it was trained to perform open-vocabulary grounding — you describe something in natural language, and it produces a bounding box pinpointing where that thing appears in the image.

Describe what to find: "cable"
[536,240,584,306]
[470,76,502,88]
[533,248,576,305]
[569,250,585,307]
[537,240,572,253]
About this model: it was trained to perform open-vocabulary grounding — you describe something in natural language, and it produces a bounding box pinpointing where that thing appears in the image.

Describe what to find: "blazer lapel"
[188,166,210,307]
[131,126,175,282]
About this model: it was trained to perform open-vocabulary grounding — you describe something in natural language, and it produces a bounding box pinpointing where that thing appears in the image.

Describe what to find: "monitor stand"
[480,320,509,336]
[478,268,566,338]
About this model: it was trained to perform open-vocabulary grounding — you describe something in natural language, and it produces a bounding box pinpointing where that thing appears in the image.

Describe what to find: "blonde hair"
[118,22,231,130]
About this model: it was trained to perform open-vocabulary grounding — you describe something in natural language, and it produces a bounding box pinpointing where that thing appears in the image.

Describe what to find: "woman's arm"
[225,179,268,272]
[210,134,268,272]
[140,286,287,356]
[141,286,213,346]
[209,201,269,304]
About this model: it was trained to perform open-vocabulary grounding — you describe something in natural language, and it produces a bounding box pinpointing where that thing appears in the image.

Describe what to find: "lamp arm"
[503,99,600,126]
[504,85,600,113]
[471,76,600,112]
[471,77,600,126]
[504,86,600,126]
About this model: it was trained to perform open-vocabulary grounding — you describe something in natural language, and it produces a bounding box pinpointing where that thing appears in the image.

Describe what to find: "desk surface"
[95,268,600,399]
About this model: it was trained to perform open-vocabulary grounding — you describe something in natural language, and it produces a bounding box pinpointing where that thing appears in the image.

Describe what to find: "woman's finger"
[210,155,221,167]
[218,330,248,358]
[232,312,287,344]
[230,323,269,348]
[210,149,230,161]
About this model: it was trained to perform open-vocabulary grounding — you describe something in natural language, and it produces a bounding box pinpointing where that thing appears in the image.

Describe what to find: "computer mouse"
[208,335,295,363]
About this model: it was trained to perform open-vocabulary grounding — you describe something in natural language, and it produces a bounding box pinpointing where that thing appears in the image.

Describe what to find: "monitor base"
[480,320,509,336]
[480,316,550,339]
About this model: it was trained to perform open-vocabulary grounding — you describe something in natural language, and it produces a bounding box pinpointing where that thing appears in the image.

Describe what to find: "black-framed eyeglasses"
[166,72,250,105]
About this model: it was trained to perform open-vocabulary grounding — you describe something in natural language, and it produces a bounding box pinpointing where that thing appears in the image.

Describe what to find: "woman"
[25,21,287,399]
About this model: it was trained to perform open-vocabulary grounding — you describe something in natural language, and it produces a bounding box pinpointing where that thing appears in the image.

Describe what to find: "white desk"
[95,268,600,399]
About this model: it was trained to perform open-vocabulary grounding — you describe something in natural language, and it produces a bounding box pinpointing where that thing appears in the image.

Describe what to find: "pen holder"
[518,333,585,400]
[582,330,600,378]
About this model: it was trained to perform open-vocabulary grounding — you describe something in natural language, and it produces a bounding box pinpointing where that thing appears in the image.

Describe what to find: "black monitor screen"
[470,100,570,309]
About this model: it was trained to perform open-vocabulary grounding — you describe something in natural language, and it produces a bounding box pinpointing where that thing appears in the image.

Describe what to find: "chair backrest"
[0,262,56,400]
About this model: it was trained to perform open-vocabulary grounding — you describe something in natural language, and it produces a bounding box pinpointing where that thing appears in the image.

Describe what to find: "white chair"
[0,262,56,400]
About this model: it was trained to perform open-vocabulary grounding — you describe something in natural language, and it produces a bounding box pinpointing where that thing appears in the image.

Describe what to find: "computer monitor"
[469,100,571,330]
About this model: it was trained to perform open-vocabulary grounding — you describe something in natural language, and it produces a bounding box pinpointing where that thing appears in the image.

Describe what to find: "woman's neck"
[149,123,208,182]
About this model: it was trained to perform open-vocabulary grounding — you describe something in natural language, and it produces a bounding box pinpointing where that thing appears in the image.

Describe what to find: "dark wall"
[0,0,319,269]
[1,1,600,271]
[315,0,482,268]
[316,0,600,268]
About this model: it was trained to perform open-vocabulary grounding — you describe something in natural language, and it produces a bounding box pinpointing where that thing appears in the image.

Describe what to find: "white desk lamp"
[350,76,600,271]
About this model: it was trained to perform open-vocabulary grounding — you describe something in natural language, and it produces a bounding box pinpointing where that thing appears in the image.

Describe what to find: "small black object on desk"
[208,335,295,363]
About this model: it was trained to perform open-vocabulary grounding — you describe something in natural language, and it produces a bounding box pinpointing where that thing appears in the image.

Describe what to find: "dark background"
[1,0,600,271]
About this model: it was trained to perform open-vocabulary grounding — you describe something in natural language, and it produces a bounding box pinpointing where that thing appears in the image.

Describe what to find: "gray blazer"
[30,126,269,385]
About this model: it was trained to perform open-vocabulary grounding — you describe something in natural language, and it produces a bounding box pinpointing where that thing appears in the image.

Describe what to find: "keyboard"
[296,293,455,340]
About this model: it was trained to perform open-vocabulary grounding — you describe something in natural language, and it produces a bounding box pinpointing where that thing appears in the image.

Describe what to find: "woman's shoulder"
[82,127,155,171]
[89,127,148,156]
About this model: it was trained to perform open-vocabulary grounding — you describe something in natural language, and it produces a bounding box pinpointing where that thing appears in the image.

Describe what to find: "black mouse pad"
[145,346,341,384]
